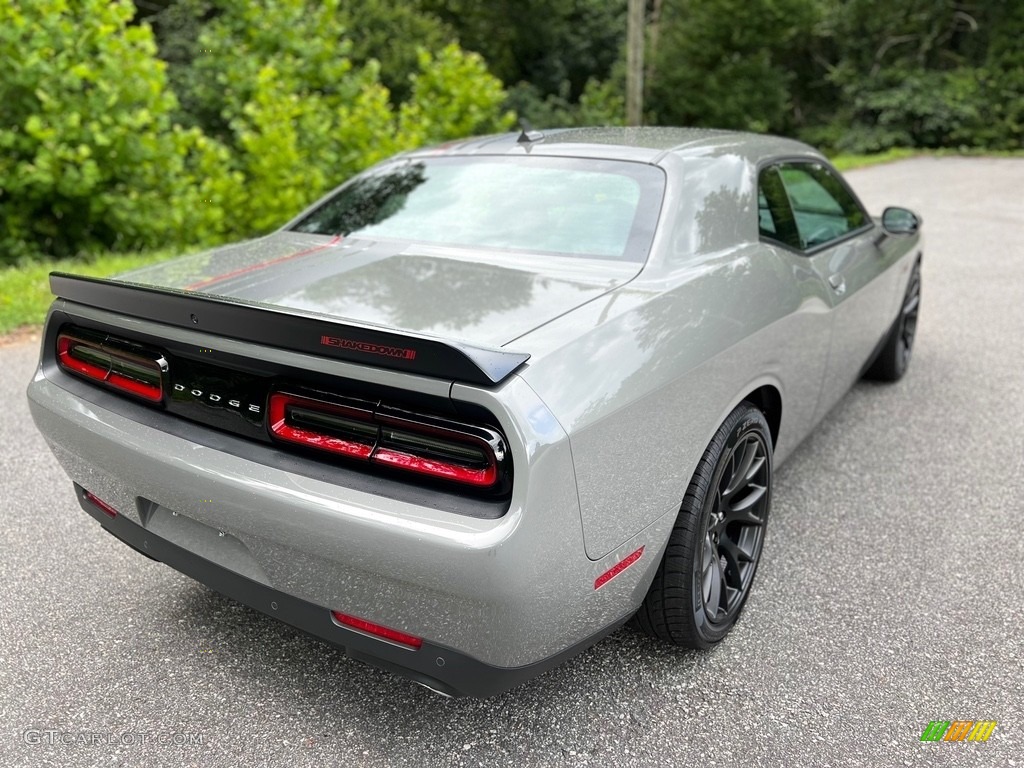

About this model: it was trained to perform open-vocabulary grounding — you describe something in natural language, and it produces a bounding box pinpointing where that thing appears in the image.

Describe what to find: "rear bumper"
[28,359,672,689]
[72,484,625,697]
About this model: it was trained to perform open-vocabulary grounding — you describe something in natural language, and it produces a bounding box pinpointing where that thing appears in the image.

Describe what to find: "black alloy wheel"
[866,260,922,382]
[697,428,770,628]
[897,266,921,371]
[634,403,773,648]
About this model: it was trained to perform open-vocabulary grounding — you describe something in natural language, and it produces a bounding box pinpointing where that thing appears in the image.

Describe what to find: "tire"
[634,403,772,649]
[865,261,921,382]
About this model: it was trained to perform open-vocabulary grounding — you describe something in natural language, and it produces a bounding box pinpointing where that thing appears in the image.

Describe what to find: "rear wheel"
[865,261,921,382]
[634,404,772,648]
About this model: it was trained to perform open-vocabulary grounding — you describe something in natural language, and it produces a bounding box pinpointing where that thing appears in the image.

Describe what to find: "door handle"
[828,274,846,295]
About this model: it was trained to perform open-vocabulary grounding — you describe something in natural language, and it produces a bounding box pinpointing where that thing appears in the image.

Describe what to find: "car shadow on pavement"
[165,579,711,715]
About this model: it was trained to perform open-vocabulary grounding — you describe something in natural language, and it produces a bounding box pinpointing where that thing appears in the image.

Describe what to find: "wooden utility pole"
[626,0,645,126]
[645,0,664,100]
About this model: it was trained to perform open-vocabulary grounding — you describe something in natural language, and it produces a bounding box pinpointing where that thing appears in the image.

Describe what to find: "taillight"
[57,331,166,402]
[268,393,376,460]
[331,611,423,650]
[268,391,509,491]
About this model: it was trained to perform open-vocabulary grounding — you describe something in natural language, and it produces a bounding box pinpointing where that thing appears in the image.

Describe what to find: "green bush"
[826,70,983,154]
[0,0,513,263]
[419,0,625,104]
[505,77,625,128]
[962,1,1024,149]
[398,45,516,144]
[187,0,512,237]
[0,0,222,264]
[803,0,1024,154]
[338,0,455,105]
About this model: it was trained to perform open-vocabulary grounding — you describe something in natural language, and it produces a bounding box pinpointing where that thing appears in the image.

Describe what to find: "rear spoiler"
[49,273,529,386]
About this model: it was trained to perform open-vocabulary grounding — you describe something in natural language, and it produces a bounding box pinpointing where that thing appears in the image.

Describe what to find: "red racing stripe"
[186,235,342,292]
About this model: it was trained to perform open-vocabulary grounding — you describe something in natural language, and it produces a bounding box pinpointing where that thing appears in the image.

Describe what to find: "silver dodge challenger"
[27,128,922,696]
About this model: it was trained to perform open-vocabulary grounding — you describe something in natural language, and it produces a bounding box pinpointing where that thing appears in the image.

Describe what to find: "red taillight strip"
[594,547,645,590]
[267,393,374,460]
[268,392,504,489]
[83,490,119,519]
[57,333,164,403]
[331,611,423,649]
[57,335,109,379]
[104,371,161,401]
[372,447,497,487]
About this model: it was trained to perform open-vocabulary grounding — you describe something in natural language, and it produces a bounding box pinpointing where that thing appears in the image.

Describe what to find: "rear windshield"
[290,156,665,261]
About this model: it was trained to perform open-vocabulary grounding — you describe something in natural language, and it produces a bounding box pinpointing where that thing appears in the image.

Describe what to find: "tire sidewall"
[897,262,922,375]
[690,407,773,645]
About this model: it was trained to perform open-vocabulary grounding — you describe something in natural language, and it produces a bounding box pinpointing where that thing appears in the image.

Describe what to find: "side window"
[758,188,775,235]
[757,166,801,249]
[777,162,868,249]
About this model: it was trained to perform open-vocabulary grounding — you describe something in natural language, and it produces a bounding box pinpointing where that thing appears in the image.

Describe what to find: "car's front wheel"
[634,403,772,648]
[865,260,921,382]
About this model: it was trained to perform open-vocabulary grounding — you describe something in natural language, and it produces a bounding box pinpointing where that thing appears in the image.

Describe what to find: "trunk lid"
[120,233,641,348]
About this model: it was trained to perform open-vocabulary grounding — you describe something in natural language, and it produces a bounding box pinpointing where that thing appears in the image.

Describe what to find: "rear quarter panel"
[516,153,835,559]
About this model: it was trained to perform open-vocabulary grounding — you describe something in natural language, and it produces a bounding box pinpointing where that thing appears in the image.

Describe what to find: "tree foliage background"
[1,0,1020,265]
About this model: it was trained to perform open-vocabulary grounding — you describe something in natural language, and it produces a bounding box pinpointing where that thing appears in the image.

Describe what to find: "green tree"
[420,0,626,102]
[150,0,457,120]
[339,0,455,104]
[961,0,1024,148]
[799,0,1024,152]
[147,0,219,131]
[0,0,224,262]
[505,77,627,128]
[189,0,511,235]
[647,0,818,132]
[398,45,518,144]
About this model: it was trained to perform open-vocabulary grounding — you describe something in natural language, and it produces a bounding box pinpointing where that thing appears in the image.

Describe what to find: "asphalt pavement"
[1,158,1022,767]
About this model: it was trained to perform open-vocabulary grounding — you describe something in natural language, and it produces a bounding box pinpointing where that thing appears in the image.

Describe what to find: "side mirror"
[881,206,921,236]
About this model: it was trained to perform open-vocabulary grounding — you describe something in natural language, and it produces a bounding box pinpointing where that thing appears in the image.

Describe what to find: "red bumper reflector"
[331,611,423,649]
[84,490,119,519]
[594,546,645,590]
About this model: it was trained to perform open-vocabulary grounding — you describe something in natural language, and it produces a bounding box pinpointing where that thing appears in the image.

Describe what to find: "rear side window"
[758,161,870,251]
[757,166,801,249]
[292,156,666,262]
[758,187,776,236]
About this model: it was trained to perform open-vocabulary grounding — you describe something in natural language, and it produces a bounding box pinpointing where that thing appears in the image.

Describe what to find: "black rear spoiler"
[49,273,529,386]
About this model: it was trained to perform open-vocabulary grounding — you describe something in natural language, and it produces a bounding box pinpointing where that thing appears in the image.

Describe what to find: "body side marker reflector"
[594,546,645,590]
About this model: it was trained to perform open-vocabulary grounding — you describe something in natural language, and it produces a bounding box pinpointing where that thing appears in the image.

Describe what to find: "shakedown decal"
[320,335,417,360]
[919,720,997,742]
